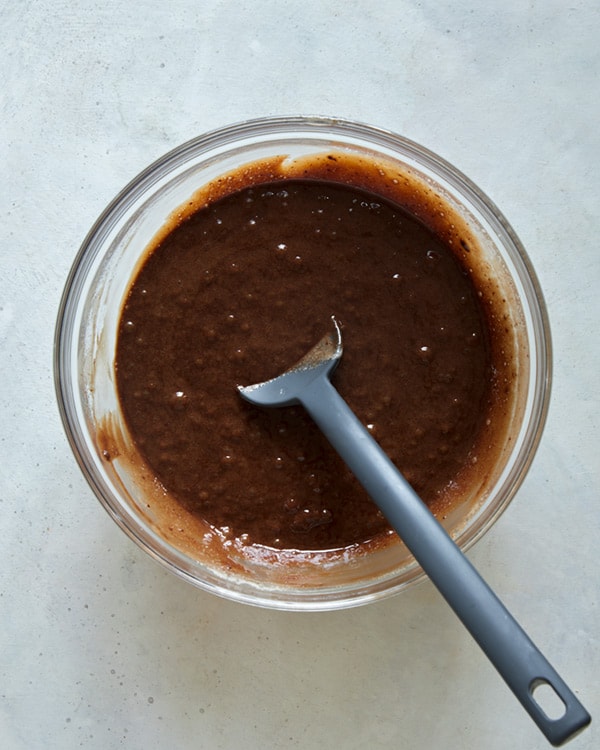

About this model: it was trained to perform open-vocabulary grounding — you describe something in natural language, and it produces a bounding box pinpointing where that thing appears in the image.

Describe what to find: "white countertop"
[1,1,598,748]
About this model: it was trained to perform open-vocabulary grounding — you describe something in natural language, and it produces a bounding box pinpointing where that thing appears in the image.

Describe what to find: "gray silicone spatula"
[238,318,590,746]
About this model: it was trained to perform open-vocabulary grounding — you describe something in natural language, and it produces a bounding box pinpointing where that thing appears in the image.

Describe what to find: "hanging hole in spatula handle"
[532,678,567,720]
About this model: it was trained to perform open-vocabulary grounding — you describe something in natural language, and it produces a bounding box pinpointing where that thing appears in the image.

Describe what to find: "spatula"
[238,317,590,746]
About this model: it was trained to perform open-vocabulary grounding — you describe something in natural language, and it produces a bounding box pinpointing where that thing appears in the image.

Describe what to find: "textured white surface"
[1,1,599,748]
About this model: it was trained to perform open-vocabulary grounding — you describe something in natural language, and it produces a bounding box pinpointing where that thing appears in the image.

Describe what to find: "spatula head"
[238,317,343,407]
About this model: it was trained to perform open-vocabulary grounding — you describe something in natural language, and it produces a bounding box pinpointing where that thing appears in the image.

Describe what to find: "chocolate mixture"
[116,178,493,551]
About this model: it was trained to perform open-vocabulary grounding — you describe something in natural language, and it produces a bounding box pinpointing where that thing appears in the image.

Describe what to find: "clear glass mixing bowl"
[54,116,551,610]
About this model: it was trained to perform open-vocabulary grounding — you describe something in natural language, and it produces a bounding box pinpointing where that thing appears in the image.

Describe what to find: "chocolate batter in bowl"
[55,117,551,610]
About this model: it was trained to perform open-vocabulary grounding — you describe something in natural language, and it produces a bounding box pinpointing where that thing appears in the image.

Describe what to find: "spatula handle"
[299,376,591,746]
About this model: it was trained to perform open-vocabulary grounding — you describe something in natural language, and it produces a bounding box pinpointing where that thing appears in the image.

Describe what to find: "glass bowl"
[54,116,551,611]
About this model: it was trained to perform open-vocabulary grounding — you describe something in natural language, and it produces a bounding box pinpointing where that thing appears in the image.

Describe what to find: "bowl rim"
[54,114,552,610]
